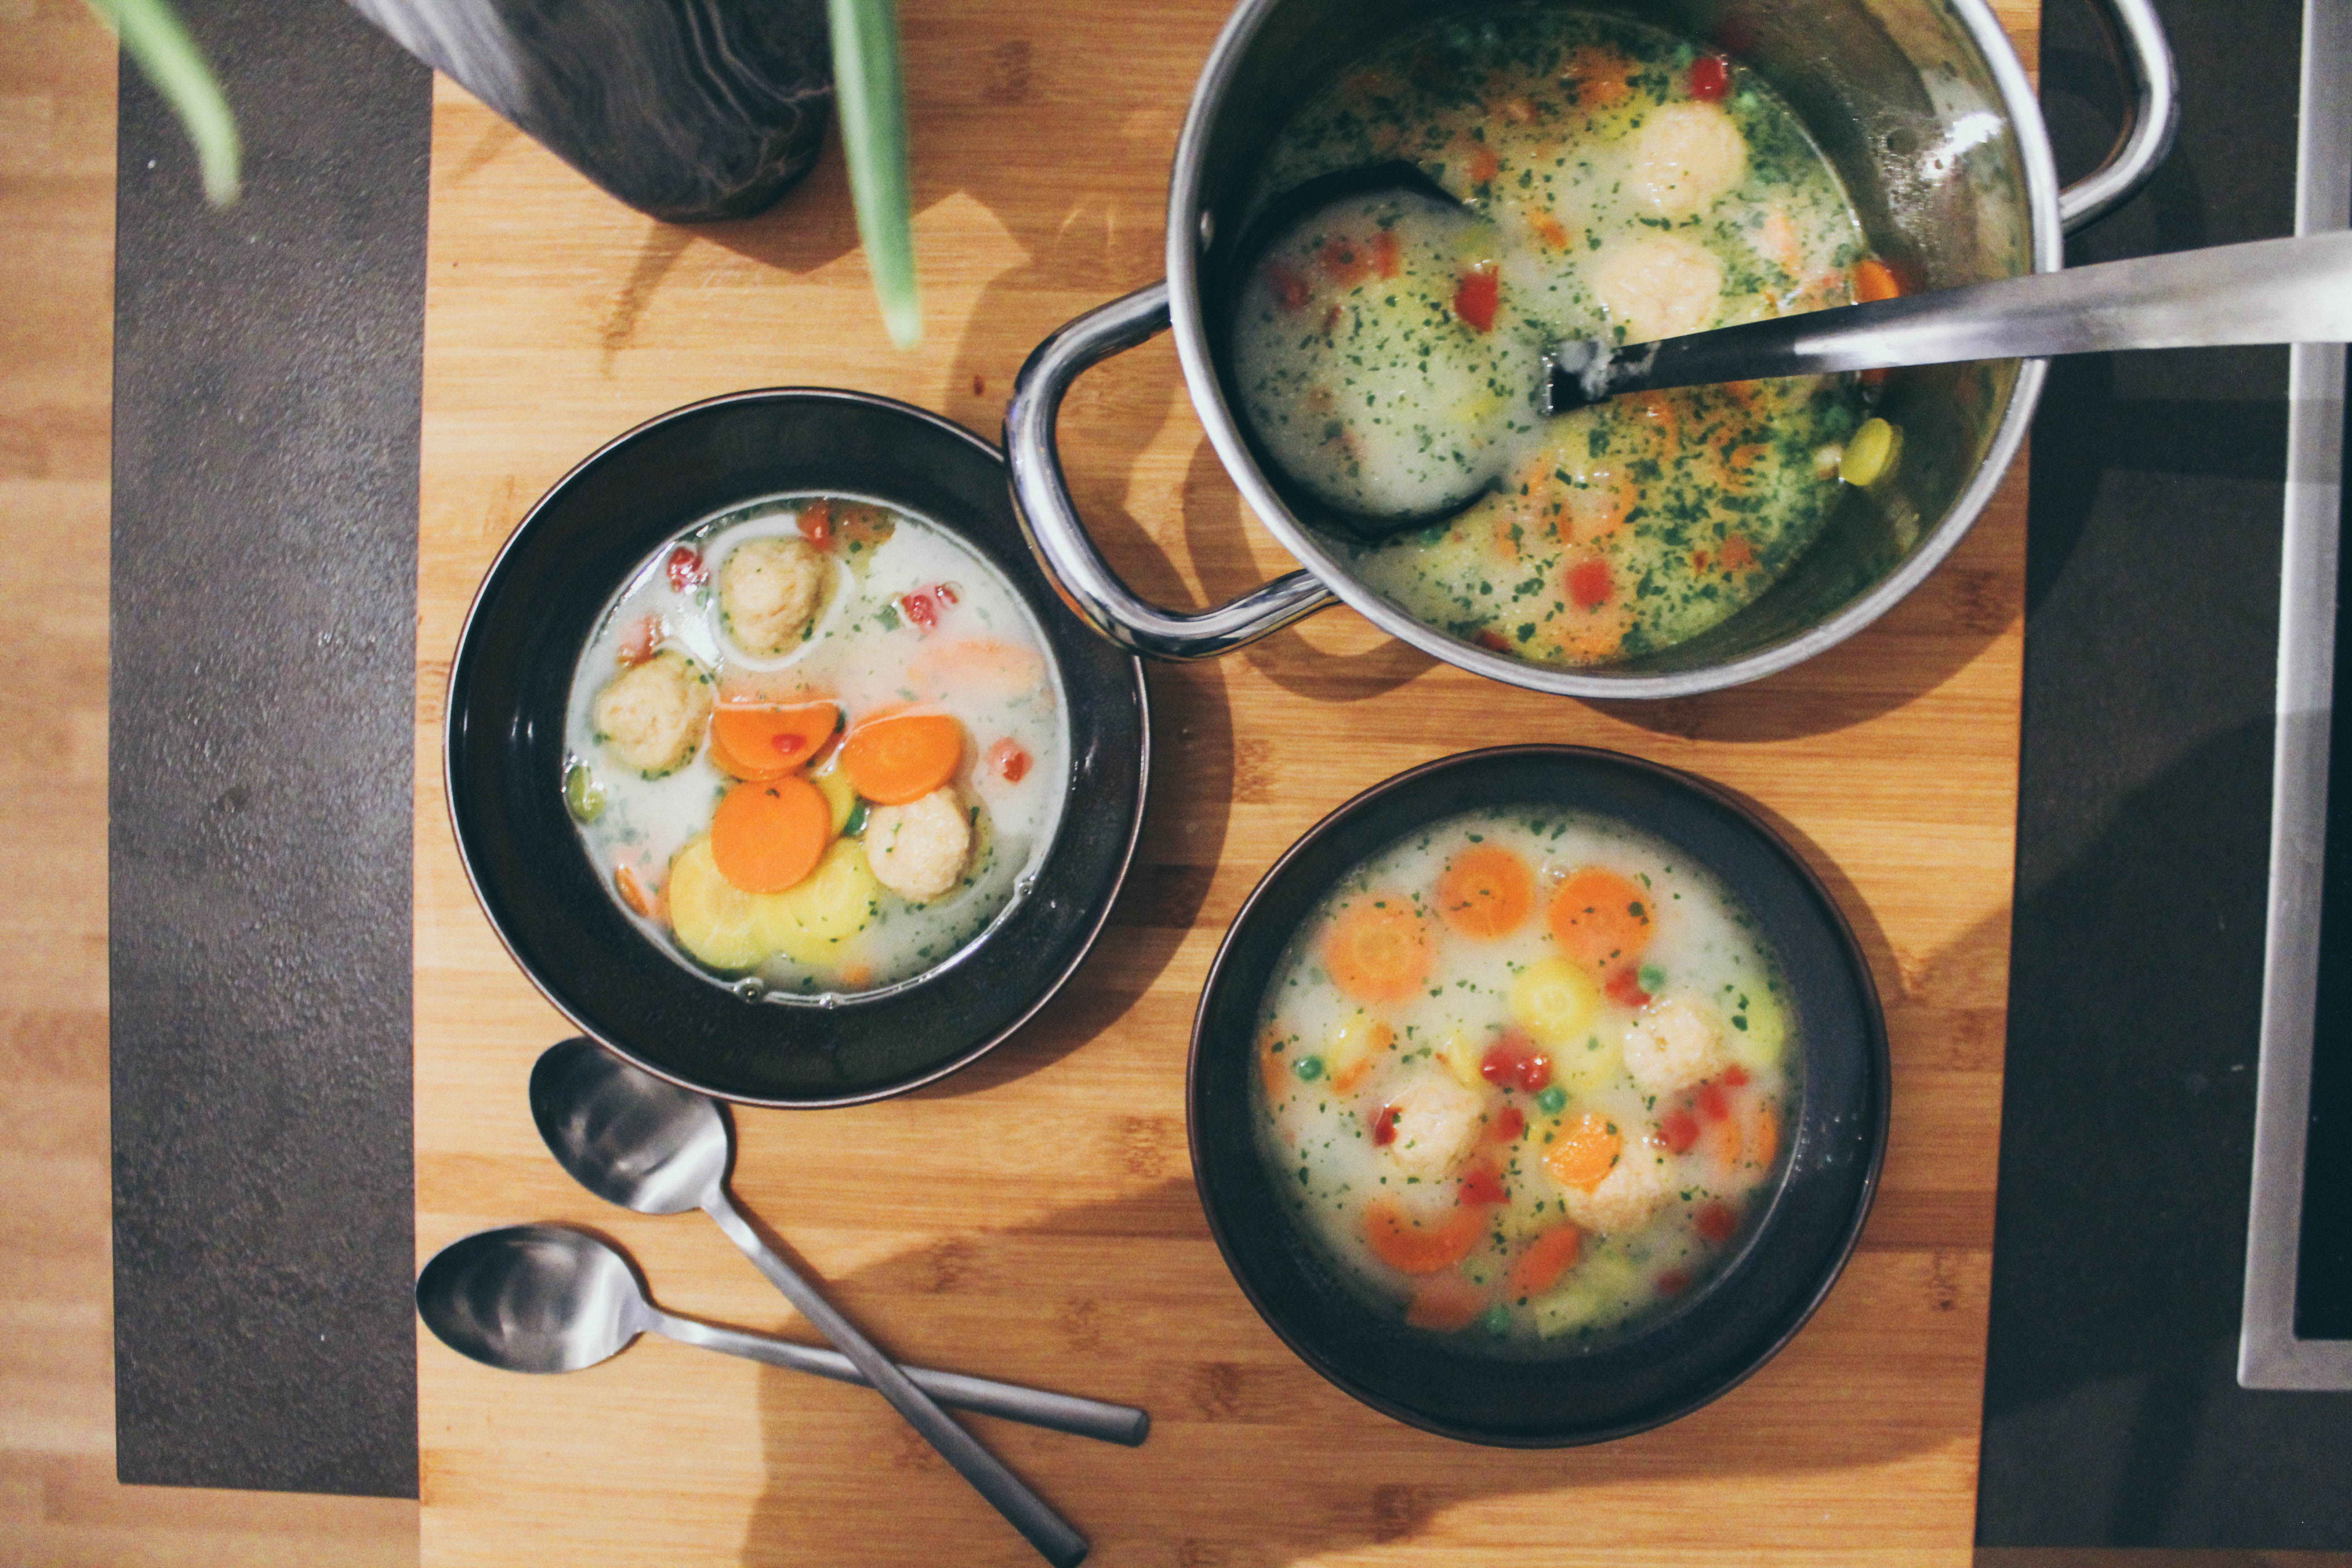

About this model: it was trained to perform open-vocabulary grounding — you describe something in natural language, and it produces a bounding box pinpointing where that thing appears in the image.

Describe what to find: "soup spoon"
[415,1224,1149,1444]
[529,1038,1090,1568]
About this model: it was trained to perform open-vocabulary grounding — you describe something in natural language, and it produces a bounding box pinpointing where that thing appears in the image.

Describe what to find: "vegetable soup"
[1254,808,1796,1348]
[564,495,1068,999]
[1231,9,1905,666]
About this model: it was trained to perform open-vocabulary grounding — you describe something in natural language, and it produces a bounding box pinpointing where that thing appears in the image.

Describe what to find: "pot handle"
[1005,281,1337,659]
[2056,0,2180,233]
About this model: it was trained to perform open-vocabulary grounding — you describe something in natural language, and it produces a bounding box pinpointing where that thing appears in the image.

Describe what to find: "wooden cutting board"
[414,3,2033,1562]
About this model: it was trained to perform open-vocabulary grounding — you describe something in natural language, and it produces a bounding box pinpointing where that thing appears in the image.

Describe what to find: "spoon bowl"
[416,1224,647,1374]
[530,1036,730,1215]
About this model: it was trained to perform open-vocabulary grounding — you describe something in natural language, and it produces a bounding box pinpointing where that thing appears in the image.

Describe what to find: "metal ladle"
[528,1038,1089,1568]
[1239,168,2352,528]
[414,1224,1149,1445]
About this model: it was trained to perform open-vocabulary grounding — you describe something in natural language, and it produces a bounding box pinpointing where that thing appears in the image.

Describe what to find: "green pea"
[1481,1304,1514,1337]
[1638,964,1666,993]
[1293,1054,1326,1082]
[843,799,871,837]
[1536,1085,1567,1116]
[564,761,605,823]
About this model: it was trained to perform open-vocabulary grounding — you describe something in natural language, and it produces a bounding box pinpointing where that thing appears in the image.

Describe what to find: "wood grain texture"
[416,2,2036,1562]
[0,2,416,1562]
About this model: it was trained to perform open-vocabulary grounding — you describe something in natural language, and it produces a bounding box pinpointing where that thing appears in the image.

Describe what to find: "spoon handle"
[650,1308,1148,1446]
[703,1193,1088,1568]
[1549,229,2352,413]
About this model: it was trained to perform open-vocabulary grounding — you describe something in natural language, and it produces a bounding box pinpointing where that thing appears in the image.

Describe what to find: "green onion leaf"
[826,0,920,347]
[87,0,240,207]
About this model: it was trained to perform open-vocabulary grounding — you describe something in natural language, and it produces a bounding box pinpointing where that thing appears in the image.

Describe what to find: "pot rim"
[1164,0,2063,699]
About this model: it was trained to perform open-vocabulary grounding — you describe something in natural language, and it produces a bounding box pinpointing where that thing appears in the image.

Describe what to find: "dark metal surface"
[1977,0,2352,1546]
[108,0,426,1497]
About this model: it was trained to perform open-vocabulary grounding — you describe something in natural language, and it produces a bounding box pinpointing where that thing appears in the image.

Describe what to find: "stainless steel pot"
[1007,0,2176,697]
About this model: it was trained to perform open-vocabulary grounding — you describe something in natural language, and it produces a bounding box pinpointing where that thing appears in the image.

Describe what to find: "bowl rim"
[1185,743,1890,1444]
[442,387,1151,1107]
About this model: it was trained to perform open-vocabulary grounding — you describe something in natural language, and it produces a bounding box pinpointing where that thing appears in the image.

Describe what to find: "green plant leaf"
[827,0,919,348]
[86,0,240,206]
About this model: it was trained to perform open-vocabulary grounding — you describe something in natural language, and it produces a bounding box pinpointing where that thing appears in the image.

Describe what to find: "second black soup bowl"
[1188,745,1887,1444]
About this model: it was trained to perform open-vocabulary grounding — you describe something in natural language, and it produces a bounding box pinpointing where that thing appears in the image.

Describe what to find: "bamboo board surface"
[415,2,2036,1562]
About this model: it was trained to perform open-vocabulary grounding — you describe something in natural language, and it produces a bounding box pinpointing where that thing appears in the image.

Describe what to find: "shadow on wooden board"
[722,1172,1978,1566]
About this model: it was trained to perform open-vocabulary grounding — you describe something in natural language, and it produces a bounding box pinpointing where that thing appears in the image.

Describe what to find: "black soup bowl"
[1188,745,1887,1444]
[446,390,1148,1107]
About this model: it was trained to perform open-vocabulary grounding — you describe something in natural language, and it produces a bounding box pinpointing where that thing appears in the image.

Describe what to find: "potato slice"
[667,837,769,971]
[754,838,881,965]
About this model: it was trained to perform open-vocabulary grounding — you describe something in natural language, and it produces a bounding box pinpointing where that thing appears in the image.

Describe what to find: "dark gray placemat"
[1979,0,2352,1546]
[109,0,427,1498]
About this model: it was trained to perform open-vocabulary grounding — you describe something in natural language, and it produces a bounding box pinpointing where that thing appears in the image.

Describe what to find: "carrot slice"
[1548,867,1653,972]
[1362,1200,1484,1274]
[1404,1275,1488,1332]
[709,776,832,893]
[1747,1099,1781,1171]
[840,710,964,805]
[710,701,842,781]
[1505,1224,1585,1300]
[908,637,1045,700]
[1323,900,1430,1003]
[1543,1111,1623,1191]
[1853,256,1903,302]
[1437,843,1534,939]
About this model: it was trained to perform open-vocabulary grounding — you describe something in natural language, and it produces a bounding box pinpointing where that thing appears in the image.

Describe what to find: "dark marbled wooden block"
[348,0,831,222]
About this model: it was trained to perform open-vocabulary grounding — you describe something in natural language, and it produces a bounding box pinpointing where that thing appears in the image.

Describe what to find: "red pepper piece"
[1658,1108,1701,1155]
[1694,1081,1732,1123]
[797,500,834,549]
[616,615,661,668]
[1656,1268,1692,1295]
[666,546,707,590]
[1266,260,1313,312]
[1453,262,1499,332]
[1459,1158,1508,1207]
[1722,1064,1751,1088]
[1372,1103,1401,1147]
[1604,965,1651,1009]
[1486,1105,1526,1145]
[1568,558,1614,609]
[985,738,1031,784]
[1695,1201,1739,1244]
[1689,54,1730,101]
[1480,1030,1553,1093]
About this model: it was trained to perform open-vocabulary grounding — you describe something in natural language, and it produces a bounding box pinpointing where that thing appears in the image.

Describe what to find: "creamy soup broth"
[1254,808,1796,1347]
[564,495,1068,999]
[1231,9,1885,666]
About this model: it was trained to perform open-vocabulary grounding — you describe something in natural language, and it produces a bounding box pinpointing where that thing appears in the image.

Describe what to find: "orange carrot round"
[1505,1224,1585,1300]
[1323,900,1430,1003]
[710,701,842,781]
[1362,1200,1484,1274]
[1543,1112,1623,1191]
[1548,868,1653,972]
[1853,256,1904,302]
[1438,844,1534,939]
[1404,1275,1489,1332]
[840,710,964,805]
[709,776,832,893]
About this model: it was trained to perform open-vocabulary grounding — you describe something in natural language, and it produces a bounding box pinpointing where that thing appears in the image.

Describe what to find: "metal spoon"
[1545,228,2352,413]
[529,1039,1089,1568]
[415,1225,1148,1445]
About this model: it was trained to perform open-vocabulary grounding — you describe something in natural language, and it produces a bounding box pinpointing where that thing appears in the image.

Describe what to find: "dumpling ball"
[1621,996,1720,1097]
[1557,1136,1674,1235]
[592,649,713,777]
[719,535,831,656]
[866,786,972,904]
